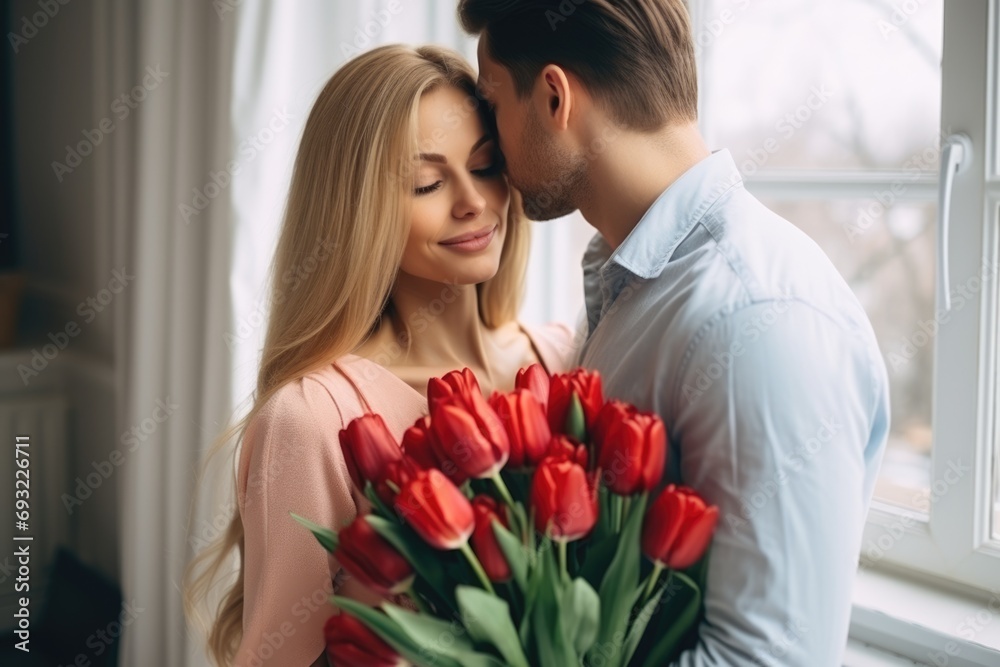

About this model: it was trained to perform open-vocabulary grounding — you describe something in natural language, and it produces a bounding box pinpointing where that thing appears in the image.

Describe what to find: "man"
[459,1,890,665]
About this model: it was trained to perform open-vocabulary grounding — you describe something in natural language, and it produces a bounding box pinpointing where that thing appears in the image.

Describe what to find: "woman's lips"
[438,225,497,253]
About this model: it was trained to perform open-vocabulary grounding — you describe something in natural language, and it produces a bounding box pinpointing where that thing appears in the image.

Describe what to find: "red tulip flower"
[592,400,633,456]
[394,469,475,550]
[470,496,512,583]
[340,414,402,491]
[515,363,551,411]
[427,367,481,412]
[400,417,438,470]
[597,409,667,495]
[489,389,551,468]
[642,485,719,570]
[547,435,589,469]
[374,457,419,507]
[430,394,510,479]
[334,516,415,597]
[324,612,409,667]
[531,456,598,542]
[548,369,604,435]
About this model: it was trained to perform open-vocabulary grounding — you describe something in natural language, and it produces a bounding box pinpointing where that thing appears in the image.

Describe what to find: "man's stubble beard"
[513,108,588,222]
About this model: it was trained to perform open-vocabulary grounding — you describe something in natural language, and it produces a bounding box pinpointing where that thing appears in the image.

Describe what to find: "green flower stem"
[651,570,703,656]
[490,472,518,513]
[673,570,702,607]
[460,542,496,595]
[640,561,666,606]
[612,494,624,533]
[558,539,569,584]
[490,472,525,539]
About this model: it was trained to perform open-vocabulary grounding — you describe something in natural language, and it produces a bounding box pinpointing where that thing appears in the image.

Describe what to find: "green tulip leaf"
[365,515,455,611]
[519,537,547,647]
[588,493,648,667]
[621,576,670,667]
[289,512,338,553]
[578,532,619,591]
[637,571,703,667]
[331,595,463,667]
[493,519,529,592]
[456,585,531,667]
[382,602,507,667]
[564,577,601,657]
[533,541,578,666]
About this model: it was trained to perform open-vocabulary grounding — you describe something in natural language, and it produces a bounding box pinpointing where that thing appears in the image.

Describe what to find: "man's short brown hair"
[459,0,698,131]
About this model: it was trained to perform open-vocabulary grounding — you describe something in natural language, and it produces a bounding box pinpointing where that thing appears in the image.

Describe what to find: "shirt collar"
[581,148,743,331]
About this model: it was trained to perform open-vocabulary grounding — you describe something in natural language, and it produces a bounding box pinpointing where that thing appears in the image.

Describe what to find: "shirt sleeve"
[234,377,362,667]
[666,299,883,666]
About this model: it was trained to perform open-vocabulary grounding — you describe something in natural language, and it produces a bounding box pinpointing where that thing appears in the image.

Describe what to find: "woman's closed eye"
[413,161,503,196]
[471,162,503,178]
[415,181,442,195]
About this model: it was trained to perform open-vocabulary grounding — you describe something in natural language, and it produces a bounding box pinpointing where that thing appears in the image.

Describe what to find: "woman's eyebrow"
[417,135,493,163]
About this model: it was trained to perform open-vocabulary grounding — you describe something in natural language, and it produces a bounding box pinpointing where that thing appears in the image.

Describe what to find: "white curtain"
[113,1,236,665]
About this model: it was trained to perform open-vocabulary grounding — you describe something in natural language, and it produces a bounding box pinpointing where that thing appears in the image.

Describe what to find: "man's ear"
[536,64,573,131]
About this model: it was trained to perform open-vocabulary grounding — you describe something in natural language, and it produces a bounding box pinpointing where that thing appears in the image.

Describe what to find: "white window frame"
[692,0,1000,596]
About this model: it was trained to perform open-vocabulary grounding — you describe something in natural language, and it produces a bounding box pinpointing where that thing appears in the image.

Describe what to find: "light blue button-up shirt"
[578,149,890,666]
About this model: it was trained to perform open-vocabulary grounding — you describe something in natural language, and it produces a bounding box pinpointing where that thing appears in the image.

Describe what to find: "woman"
[184,45,577,666]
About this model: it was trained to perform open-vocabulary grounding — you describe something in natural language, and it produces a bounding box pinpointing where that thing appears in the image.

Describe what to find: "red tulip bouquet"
[293,365,719,667]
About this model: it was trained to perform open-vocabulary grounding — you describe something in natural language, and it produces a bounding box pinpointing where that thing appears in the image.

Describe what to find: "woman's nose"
[451,175,487,220]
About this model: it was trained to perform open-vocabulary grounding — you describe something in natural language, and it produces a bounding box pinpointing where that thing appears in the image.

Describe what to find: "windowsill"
[849,565,1000,666]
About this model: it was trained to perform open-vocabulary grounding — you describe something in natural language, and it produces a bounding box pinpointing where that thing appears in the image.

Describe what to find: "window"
[689,0,1000,593]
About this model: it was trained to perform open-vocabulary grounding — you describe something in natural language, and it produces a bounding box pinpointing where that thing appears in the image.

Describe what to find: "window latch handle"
[937,133,973,313]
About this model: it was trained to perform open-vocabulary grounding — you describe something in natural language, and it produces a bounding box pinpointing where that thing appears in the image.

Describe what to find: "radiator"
[0,394,69,630]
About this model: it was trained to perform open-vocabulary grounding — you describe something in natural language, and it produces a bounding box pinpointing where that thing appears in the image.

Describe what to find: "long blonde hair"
[183,44,530,666]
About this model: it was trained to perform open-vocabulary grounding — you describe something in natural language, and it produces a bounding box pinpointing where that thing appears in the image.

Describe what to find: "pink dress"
[233,322,577,666]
